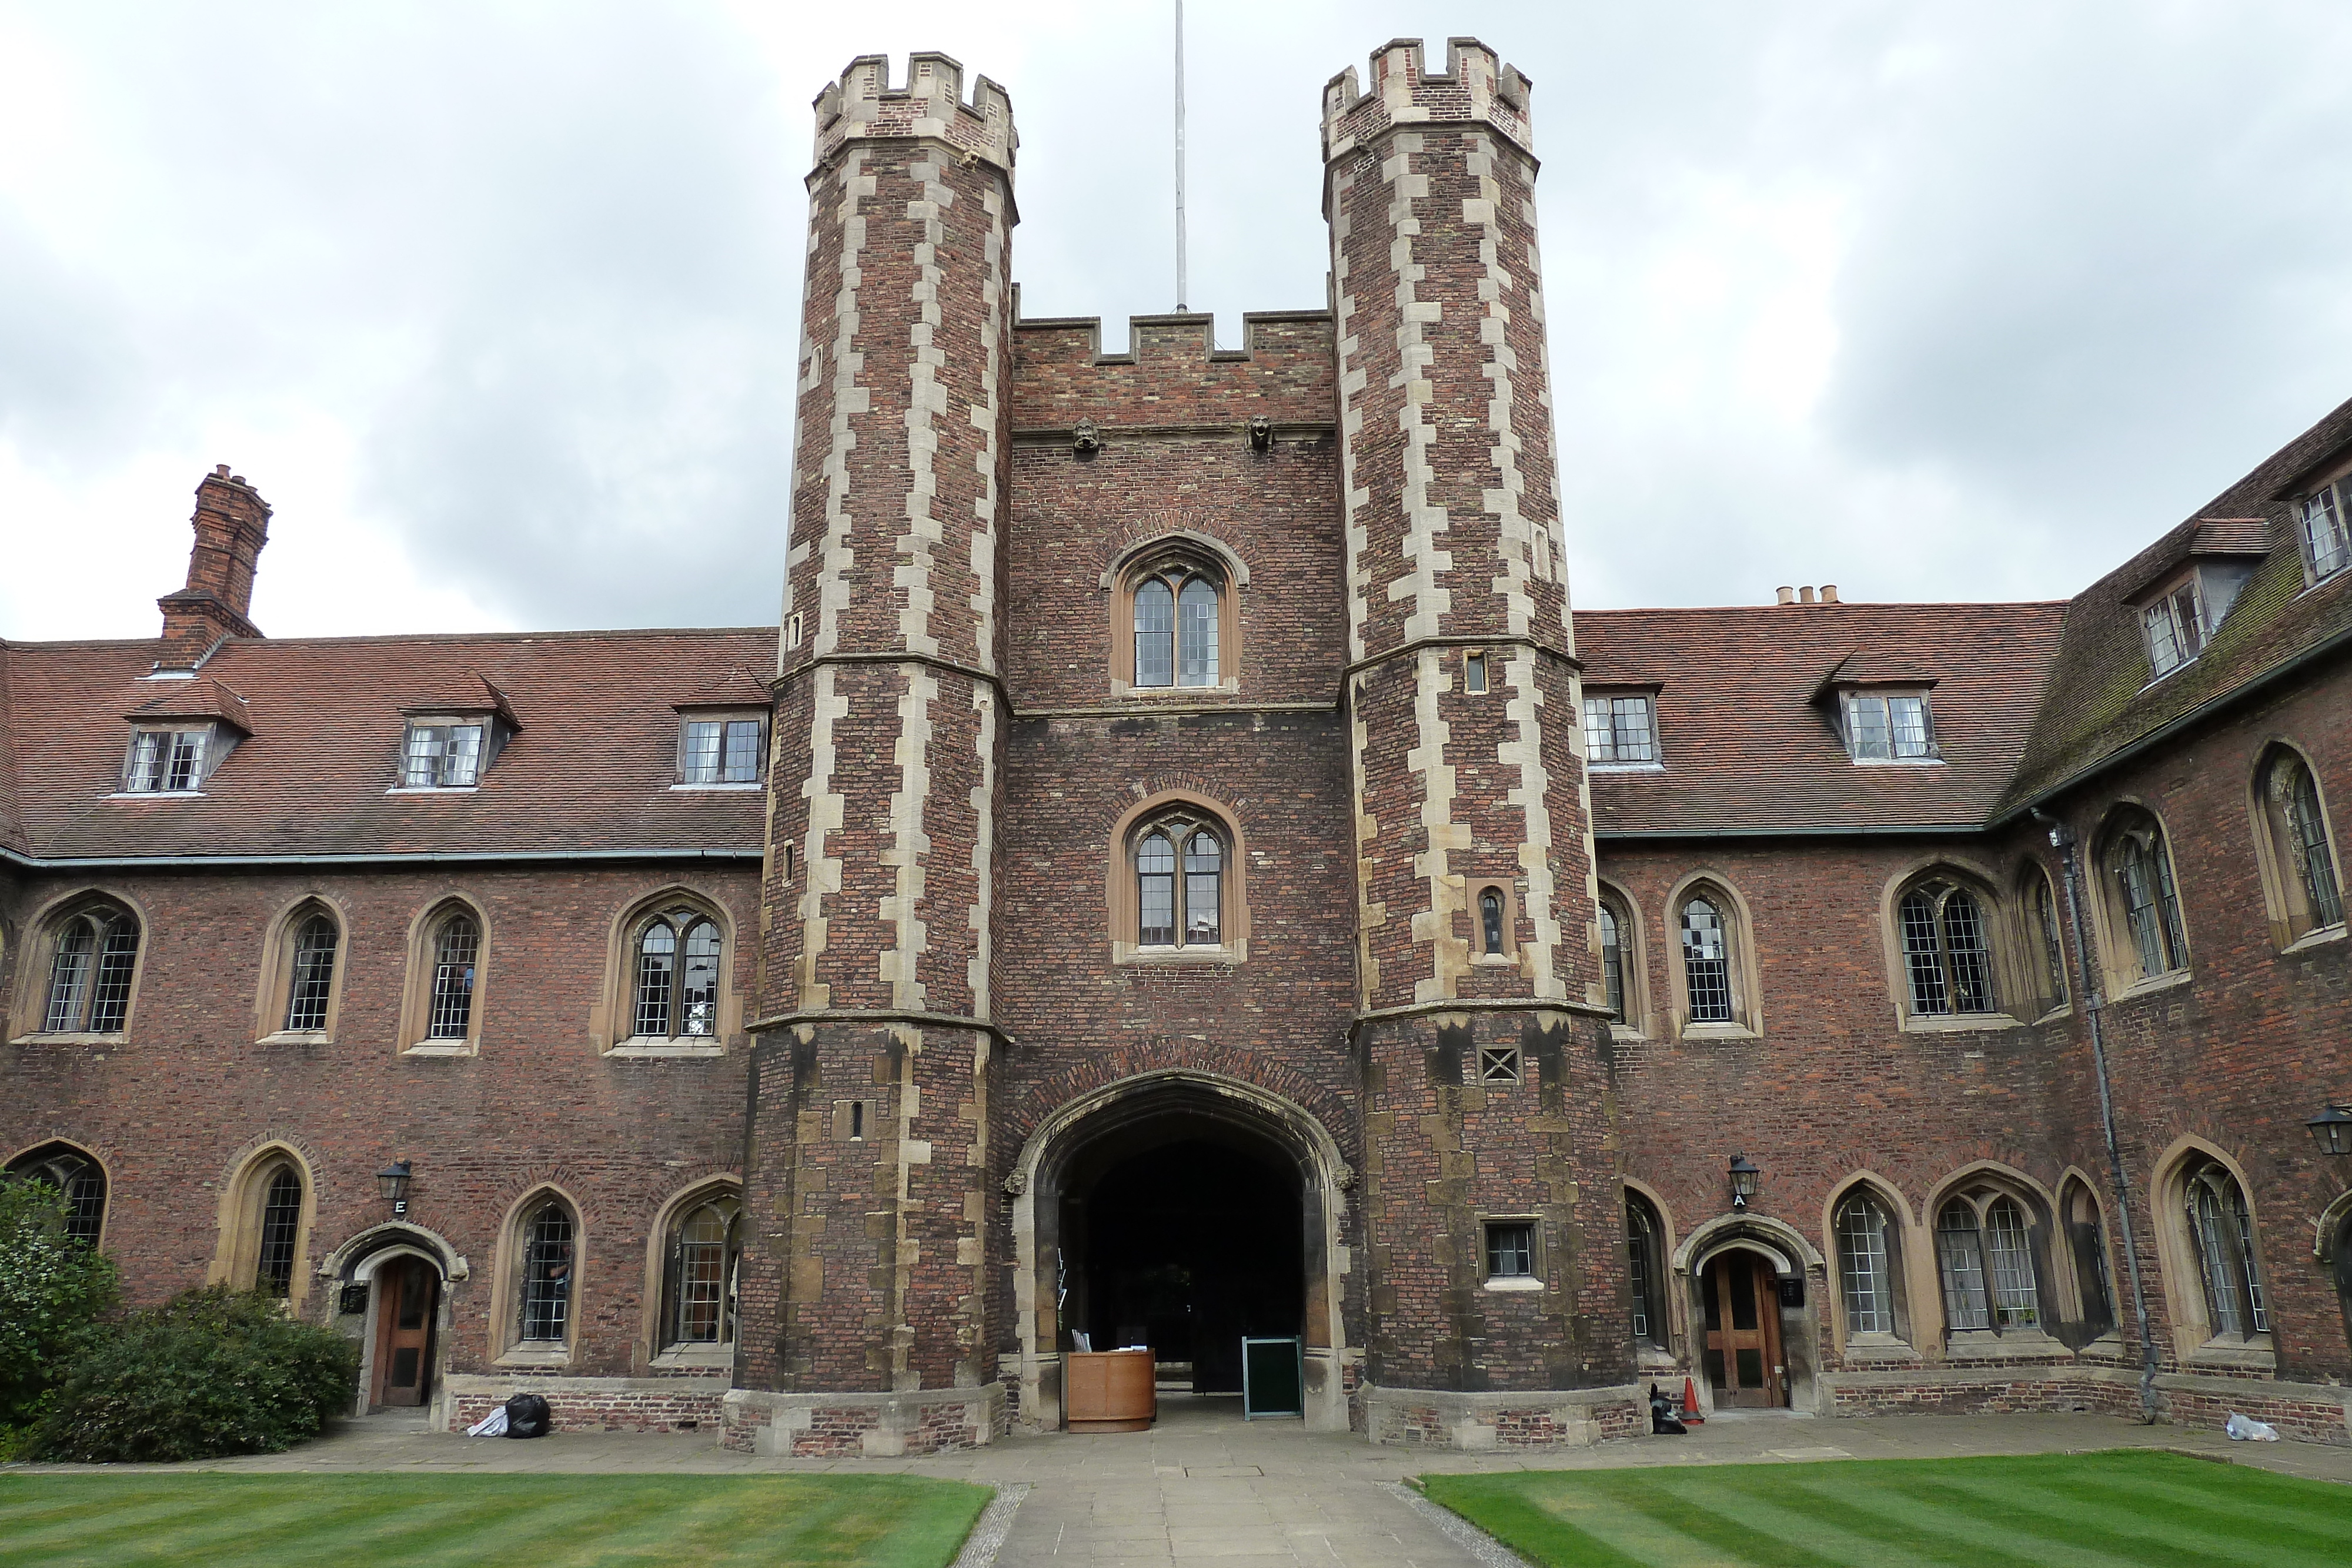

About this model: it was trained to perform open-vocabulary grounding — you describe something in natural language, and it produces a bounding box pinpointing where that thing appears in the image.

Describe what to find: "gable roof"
[1999,394,2352,815]
[0,627,775,864]
[1579,600,2067,837]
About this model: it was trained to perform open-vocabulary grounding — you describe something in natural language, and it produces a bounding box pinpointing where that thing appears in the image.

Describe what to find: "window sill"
[2030,1004,2075,1025]
[8,1031,127,1048]
[384,785,479,795]
[1108,681,1243,700]
[1900,1011,2022,1034]
[256,1029,332,1047]
[1944,1328,2069,1360]
[2282,923,2347,955]
[402,1041,479,1057]
[1482,1276,1544,1293]
[651,1346,734,1370]
[2114,969,2194,1001]
[1841,1332,1920,1365]
[496,1344,573,1369]
[1471,952,1516,967]
[1678,1021,1758,1042]
[668,782,761,792]
[1113,943,1244,967]
[1635,1343,1680,1370]
[2187,1336,2276,1373]
[2136,655,2201,692]
[1587,761,1665,774]
[103,790,207,800]
[606,1039,726,1059]
[1849,757,1944,768]
[1608,1023,1648,1044]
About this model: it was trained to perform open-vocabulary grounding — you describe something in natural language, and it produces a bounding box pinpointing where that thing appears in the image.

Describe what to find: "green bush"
[36,1285,359,1462]
[0,1177,119,1429]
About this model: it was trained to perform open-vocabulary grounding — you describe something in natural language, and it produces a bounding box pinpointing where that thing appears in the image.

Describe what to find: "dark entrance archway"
[1009,1069,1353,1431]
[1063,1134,1304,1395]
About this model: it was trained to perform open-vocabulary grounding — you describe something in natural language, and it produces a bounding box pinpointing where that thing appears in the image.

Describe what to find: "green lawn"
[0,1472,993,1568]
[1422,1449,2352,1568]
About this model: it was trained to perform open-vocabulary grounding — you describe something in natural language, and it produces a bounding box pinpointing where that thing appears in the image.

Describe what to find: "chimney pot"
[1775,586,1795,606]
[1820,584,1839,603]
[1800,586,1817,604]
[214,463,230,476]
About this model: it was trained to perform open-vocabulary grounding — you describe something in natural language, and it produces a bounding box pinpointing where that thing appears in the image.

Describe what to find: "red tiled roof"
[1,627,775,862]
[1579,600,2067,836]
[672,668,774,710]
[124,677,255,733]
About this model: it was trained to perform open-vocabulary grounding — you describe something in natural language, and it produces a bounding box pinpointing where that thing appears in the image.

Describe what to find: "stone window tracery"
[632,910,723,1041]
[1133,816,1225,949]
[5,1144,107,1247]
[2100,810,2189,984]
[1896,877,1998,1017]
[34,900,141,1038]
[2255,747,2343,942]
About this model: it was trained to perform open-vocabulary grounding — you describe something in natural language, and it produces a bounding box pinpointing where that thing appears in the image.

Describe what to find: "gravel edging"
[1377,1480,1538,1568]
[950,1480,1030,1568]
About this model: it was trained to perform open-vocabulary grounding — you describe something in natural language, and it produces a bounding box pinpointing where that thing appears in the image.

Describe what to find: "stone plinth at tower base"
[720,1384,1008,1457]
[1359,1382,1648,1450]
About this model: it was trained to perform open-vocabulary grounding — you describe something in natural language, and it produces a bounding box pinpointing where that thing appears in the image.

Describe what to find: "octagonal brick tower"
[733,54,1015,1456]
[1323,39,1637,1443]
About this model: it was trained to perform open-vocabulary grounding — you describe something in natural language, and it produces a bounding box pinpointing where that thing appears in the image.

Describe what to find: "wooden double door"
[370,1257,439,1409]
[1700,1251,1786,1409]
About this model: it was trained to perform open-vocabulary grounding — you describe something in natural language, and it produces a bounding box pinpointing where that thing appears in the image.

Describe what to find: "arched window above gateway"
[1122,551,1228,691]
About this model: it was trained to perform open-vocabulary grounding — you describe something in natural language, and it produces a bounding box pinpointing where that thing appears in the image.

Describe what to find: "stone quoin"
[5,38,2352,1455]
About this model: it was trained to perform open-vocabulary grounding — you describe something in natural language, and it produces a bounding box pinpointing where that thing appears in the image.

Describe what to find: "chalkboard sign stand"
[1240,1336,1303,1420]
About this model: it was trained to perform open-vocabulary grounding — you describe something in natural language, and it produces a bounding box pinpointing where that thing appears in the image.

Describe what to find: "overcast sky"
[5,1,2350,642]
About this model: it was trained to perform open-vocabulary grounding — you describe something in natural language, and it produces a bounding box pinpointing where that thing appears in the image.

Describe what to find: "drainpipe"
[2034,808,2161,1423]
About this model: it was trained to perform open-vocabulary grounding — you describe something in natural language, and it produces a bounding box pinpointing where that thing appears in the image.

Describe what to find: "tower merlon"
[813,51,1017,176]
[1320,36,1534,163]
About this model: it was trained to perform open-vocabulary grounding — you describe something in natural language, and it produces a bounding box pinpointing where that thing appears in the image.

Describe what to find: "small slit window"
[1477,1044,1521,1085]
[1479,888,1505,955]
[1464,652,1488,694]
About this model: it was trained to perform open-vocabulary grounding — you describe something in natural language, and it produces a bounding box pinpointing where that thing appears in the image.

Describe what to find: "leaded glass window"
[2184,1162,2267,1341]
[1838,1198,1893,1335]
[400,723,485,787]
[666,1196,741,1349]
[1177,577,1219,687]
[1131,566,1222,689]
[4,1146,106,1247]
[2032,872,2069,1009]
[2265,752,2344,934]
[1898,880,1997,1016]
[427,912,479,1039]
[1679,897,1732,1024]
[518,1202,574,1343]
[1479,889,1505,955]
[1627,1201,1663,1346]
[1134,818,1227,949]
[1935,1199,1990,1332]
[1582,694,1658,764]
[2142,579,2207,677]
[284,914,339,1032]
[2301,479,2349,583]
[42,907,139,1035]
[633,910,723,1039]
[681,718,764,784]
[1599,901,1626,1023]
[1983,1198,2040,1328]
[2107,818,2187,979]
[258,1167,303,1298]
[1845,693,1932,761]
[123,727,209,793]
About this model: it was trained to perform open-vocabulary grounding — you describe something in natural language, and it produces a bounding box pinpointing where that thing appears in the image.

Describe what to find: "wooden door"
[372,1258,437,1408]
[1701,1252,1785,1409]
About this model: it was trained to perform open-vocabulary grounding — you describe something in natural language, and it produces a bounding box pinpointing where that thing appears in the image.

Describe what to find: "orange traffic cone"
[1680,1377,1705,1424]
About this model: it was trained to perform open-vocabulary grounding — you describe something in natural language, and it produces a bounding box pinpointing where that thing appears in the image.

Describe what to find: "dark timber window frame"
[1582,690,1660,767]
[677,714,767,787]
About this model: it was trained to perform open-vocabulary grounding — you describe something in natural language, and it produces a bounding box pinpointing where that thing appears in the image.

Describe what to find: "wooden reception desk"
[1064,1349,1157,1432]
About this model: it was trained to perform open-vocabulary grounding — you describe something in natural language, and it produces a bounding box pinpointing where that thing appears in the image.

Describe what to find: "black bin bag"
[505,1392,551,1439]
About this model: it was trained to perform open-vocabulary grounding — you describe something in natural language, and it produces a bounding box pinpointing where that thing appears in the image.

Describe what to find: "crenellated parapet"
[1319,36,1534,165]
[1010,309,1336,435]
[814,51,1016,176]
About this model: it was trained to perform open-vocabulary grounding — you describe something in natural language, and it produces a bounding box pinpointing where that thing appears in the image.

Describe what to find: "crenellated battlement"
[1009,308,1335,433]
[813,51,1017,175]
[1319,36,1533,162]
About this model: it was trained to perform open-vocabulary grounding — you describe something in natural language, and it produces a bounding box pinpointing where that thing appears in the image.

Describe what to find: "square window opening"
[1478,1045,1521,1085]
[1485,1221,1535,1281]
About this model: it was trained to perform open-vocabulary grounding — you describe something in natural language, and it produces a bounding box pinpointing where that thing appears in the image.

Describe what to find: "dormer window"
[1841,691,1932,762]
[2139,560,2254,679]
[401,722,485,788]
[1583,692,1659,766]
[123,726,213,793]
[2301,478,2348,584]
[681,717,764,785]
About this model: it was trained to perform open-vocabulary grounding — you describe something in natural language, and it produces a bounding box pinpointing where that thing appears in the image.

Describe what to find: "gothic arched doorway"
[1008,1070,1353,1432]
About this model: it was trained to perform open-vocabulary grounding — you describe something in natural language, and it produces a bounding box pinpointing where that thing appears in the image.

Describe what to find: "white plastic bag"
[2224,1412,2280,1442]
[466,1406,509,1437]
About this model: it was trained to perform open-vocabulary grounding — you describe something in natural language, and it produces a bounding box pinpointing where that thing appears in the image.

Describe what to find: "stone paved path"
[16,1396,2351,1565]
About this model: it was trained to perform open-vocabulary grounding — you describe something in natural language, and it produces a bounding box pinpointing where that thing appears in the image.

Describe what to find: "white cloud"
[4,0,2350,641]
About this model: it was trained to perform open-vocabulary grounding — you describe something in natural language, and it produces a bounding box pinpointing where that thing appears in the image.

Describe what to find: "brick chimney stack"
[156,465,270,670]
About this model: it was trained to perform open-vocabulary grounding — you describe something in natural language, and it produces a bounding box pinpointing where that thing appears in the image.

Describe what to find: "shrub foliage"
[38,1285,359,1462]
[0,1178,120,1429]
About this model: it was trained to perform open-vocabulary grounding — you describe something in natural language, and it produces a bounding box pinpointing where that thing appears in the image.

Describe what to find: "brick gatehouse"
[5,38,2351,1454]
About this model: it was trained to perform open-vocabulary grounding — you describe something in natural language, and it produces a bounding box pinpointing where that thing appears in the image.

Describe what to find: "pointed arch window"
[2060,1178,2115,1338]
[1897,878,1997,1016]
[518,1201,576,1345]
[1599,901,1626,1022]
[427,913,479,1039]
[2103,813,2188,981]
[662,1193,742,1352]
[284,914,339,1033]
[2026,869,2069,1014]
[257,1166,305,1298]
[5,1145,106,1246]
[1936,1189,2044,1334]
[1134,816,1225,949]
[1679,896,1733,1024]
[2183,1161,2267,1340]
[40,903,141,1036]
[1836,1194,1896,1336]
[2259,749,2343,940]
[1130,561,1224,689]
[1626,1195,1667,1349]
[633,909,723,1040]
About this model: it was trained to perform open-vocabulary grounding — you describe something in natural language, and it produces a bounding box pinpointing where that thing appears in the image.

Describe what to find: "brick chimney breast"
[156,466,271,670]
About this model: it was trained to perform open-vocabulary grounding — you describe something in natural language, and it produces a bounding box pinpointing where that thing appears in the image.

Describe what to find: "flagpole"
[1174,0,1188,311]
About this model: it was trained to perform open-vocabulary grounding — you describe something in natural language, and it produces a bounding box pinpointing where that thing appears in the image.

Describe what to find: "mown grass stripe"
[1769,1464,2204,1568]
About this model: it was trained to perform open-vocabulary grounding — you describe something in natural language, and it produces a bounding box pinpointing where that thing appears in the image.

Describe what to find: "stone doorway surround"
[315,1222,468,1425]
[1004,1069,1357,1435]
[1673,1212,1828,1415]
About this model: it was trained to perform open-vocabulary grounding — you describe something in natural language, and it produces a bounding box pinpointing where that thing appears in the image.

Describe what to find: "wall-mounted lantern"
[1728,1153,1760,1211]
[2307,1106,2352,1160]
[376,1159,413,1216]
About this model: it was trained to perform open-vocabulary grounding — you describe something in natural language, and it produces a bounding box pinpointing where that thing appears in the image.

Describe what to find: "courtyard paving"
[16,1397,2352,1565]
